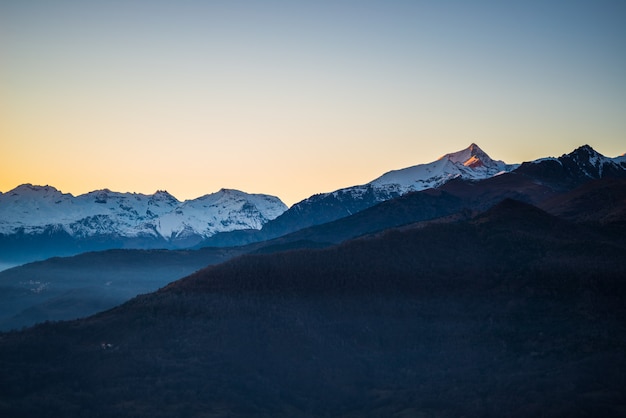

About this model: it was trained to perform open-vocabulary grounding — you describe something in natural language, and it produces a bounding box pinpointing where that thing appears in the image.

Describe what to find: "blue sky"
[2,0,625,205]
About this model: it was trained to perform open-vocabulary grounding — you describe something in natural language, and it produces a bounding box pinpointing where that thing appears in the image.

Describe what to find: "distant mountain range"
[1,143,625,330]
[202,143,626,246]
[1,143,624,266]
[0,187,286,263]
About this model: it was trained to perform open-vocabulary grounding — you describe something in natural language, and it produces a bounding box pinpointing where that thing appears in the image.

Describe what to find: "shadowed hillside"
[1,200,625,417]
[539,178,626,225]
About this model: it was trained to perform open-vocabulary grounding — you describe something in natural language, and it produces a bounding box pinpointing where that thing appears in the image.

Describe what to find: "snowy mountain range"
[314,143,517,204]
[0,186,287,243]
[368,142,517,194]
[292,142,626,216]
[3,144,625,330]
[2,143,625,264]
[205,143,626,247]
[250,143,519,240]
[517,144,626,188]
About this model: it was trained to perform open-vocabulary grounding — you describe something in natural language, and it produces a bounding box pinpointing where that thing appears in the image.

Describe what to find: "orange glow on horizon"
[1,1,624,206]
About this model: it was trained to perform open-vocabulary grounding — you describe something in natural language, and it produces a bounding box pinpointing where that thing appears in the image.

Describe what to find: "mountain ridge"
[2,151,625,330]
[203,143,520,246]
[3,143,624,263]
[368,142,516,193]
[0,186,287,262]
[202,143,625,248]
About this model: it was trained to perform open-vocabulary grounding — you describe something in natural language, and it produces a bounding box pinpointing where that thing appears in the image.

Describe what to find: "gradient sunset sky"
[2,1,625,206]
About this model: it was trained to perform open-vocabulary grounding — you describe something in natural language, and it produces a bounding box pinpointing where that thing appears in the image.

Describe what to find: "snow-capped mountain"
[368,142,517,195]
[517,144,626,189]
[558,144,626,177]
[309,143,515,207]
[154,189,287,240]
[234,143,516,241]
[0,185,287,242]
[208,143,626,248]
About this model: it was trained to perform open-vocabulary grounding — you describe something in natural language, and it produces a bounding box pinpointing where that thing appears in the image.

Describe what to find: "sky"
[1,0,625,206]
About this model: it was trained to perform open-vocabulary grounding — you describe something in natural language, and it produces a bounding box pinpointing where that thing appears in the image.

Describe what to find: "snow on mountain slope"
[0,185,287,240]
[291,143,514,209]
[562,145,620,178]
[579,146,626,175]
[257,143,626,251]
[155,189,288,239]
[0,185,76,234]
[70,189,182,238]
[368,143,516,194]
[262,143,517,239]
[0,185,181,237]
[526,145,626,180]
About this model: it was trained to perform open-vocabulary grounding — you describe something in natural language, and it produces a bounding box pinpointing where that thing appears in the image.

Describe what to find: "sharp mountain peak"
[438,143,494,166]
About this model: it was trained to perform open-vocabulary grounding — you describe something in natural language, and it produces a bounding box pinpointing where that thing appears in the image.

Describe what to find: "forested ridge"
[1,199,625,416]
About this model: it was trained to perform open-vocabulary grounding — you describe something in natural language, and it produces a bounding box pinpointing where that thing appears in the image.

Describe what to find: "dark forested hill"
[1,199,625,417]
[538,178,626,225]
